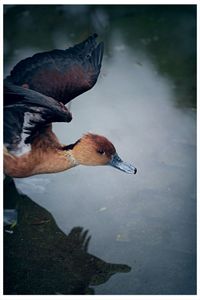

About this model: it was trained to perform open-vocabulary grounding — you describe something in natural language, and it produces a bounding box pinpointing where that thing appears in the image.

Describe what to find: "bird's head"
[70,133,137,174]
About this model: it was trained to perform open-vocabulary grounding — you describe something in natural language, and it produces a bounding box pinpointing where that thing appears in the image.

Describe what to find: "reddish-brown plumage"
[7,34,103,104]
[72,133,116,166]
[30,64,91,102]
[4,34,137,178]
[4,130,117,177]
[86,134,116,155]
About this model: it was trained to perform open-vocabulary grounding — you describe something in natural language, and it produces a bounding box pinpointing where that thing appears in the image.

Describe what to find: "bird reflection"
[4,177,131,295]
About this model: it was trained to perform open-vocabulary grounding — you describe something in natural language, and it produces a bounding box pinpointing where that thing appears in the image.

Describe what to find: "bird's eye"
[97,149,105,155]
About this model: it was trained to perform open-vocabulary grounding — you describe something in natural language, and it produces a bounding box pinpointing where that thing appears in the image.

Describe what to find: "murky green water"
[4,5,196,295]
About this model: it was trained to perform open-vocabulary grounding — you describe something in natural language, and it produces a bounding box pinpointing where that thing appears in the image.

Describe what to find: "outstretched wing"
[6,34,104,104]
[4,81,72,152]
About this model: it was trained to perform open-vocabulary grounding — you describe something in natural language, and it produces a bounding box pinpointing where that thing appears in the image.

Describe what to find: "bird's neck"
[31,147,79,176]
[4,126,81,178]
[4,147,79,178]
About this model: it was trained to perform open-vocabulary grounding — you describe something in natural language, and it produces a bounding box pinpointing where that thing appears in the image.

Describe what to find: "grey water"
[4,5,196,294]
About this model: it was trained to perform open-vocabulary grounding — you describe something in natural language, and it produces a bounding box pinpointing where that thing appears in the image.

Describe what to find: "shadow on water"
[4,4,196,295]
[4,177,131,295]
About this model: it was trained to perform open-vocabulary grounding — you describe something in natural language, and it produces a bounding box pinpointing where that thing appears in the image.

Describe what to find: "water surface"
[4,5,196,295]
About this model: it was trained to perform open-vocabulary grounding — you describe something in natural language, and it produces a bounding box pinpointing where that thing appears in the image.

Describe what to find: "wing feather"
[6,34,104,104]
[4,81,72,151]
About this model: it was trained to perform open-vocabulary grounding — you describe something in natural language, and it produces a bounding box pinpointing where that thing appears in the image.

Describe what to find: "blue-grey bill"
[109,153,137,174]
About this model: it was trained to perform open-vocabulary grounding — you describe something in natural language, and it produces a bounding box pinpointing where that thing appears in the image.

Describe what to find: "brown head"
[67,133,137,174]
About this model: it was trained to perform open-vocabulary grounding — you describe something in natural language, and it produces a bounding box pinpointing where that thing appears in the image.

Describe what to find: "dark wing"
[4,81,72,151]
[6,34,104,104]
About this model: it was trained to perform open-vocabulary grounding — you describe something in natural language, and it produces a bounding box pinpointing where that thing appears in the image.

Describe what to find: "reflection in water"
[4,5,196,295]
[4,177,131,295]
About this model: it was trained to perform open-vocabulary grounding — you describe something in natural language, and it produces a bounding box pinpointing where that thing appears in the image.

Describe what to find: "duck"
[4,34,137,178]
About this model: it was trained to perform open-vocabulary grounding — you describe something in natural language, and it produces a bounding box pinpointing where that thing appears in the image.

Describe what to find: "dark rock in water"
[4,178,131,295]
